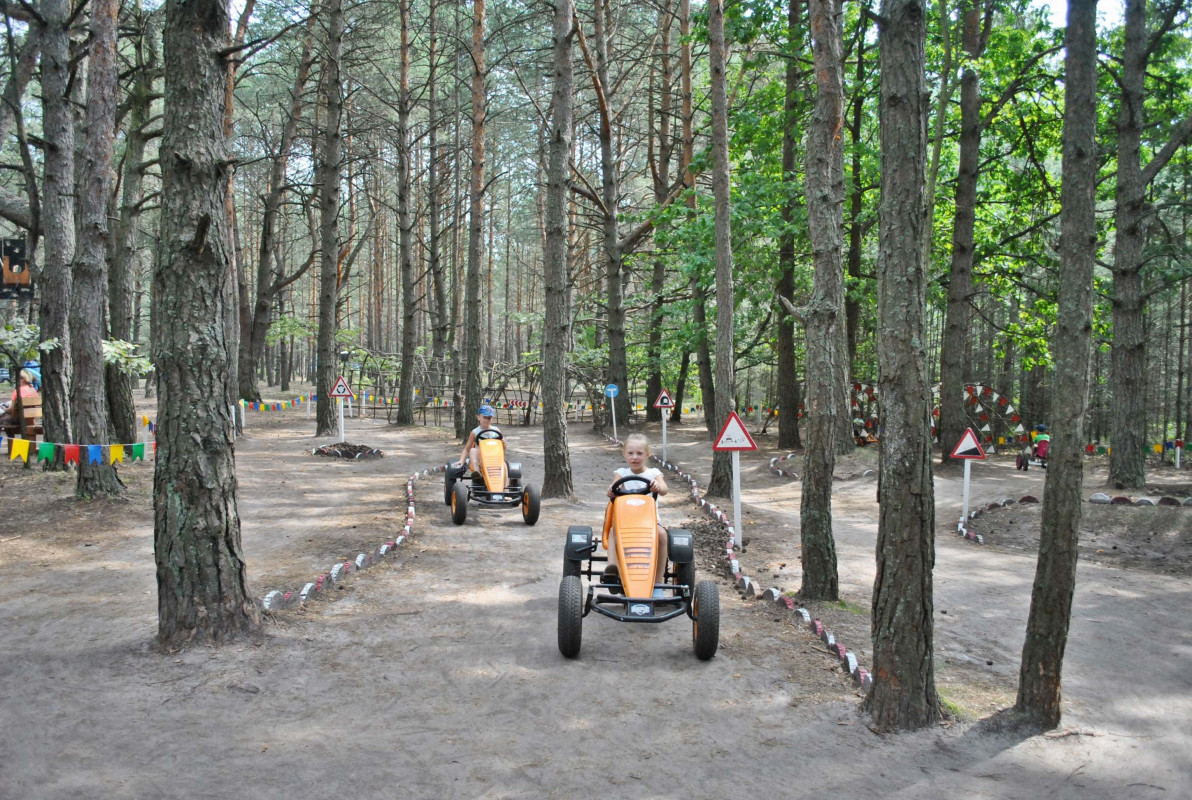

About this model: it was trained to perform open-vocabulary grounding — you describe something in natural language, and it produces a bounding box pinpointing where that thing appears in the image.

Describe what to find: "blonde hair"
[18,369,33,385]
[623,433,650,453]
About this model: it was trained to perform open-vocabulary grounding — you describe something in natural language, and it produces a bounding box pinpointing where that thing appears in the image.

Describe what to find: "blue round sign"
[605,384,619,398]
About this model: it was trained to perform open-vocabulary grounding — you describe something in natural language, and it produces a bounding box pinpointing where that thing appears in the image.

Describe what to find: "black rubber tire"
[692,580,720,660]
[451,481,469,524]
[558,575,583,658]
[444,476,456,506]
[522,484,541,526]
[675,561,696,595]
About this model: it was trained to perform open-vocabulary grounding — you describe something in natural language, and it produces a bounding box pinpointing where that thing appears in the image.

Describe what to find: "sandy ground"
[0,402,1188,799]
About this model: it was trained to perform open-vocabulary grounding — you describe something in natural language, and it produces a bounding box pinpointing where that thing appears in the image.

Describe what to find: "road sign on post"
[330,376,353,442]
[951,427,986,529]
[605,384,619,441]
[713,411,757,545]
[654,390,674,462]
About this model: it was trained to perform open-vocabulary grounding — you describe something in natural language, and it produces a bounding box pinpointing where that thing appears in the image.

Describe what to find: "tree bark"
[396,0,417,425]
[704,0,735,498]
[645,2,674,424]
[463,0,487,428]
[427,0,448,387]
[798,0,844,599]
[777,0,803,451]
[37,0,75,471]
[315,0,345,438]
[72,0,124,497]
[541,0,575,498]
[154,0,258,648]
[1016,0,1098,729]
[864,0,941,731]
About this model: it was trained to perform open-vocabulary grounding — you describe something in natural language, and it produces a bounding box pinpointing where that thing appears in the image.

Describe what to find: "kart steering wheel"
[609,475,656,496]
[477,428,503,440]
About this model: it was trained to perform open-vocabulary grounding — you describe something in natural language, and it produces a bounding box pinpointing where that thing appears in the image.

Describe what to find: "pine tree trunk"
[1015,0,1098,728]
[645,4,673,424]
[777,0,803,451]
[541,0,575,499]
[155,0,258,647]
[463,0,487,427]
[315,0,345,438]
[427,0,448,388]
[864,0,941,731]
[705,0,734,498]
[396,0,417,425]
[73,0,123,497]
[798,0,844,599]
[37,0,75,471]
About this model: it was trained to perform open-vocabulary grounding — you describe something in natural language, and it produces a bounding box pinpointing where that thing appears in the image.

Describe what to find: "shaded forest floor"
[0,397,1188,798]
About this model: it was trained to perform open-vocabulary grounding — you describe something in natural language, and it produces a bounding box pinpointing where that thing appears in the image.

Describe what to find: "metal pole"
[662,411,668,463]
[732,450,742,541]
[337,397,345,443]
[611,399,618,442]
[961,459,972,526]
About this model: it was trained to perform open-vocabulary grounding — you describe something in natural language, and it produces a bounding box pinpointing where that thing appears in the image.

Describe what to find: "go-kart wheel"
[674,561,696,594]
[522,484,541,526]
[444,476,456,506]
[558,575,583,658]
[692,580,720,660]
[451,481,469,524]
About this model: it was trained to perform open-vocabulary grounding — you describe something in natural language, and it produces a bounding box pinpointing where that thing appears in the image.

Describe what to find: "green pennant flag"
[131,442,145,461]
[37,442,55,463]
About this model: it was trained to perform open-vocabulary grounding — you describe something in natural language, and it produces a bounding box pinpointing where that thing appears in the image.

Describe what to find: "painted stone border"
[603,434,872,691]
[258,465,448,612]
[768,453,799,480]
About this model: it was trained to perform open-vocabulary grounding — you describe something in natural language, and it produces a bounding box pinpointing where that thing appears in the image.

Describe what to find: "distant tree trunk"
[939,0,988,465]
[1107,0,1192,488]
[427,0,448,386]
[777,0,803,451]
[37,0,75,471]
[670,349,690,423]
[1016,0,1098,729]
[864,0,941,731]
[798,0,844,599]
[72,0,123,497]
[705,0,734,498]
[315,0,345,437]
[845,13,871,368]
[645,2,673,424]
[541,0,575,498]
[462,0,487,428]
[155,0,258,647]
[107,2,155,446]
[396,0,416,425]
[240,16,315,403]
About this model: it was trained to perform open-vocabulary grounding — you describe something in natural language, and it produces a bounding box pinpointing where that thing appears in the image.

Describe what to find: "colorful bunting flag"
[37,442,54,463]
[132,443,145,461]
[87,445,102,464]
[110,444,125,464]
[9,437,29,462]
[64,444,79,464]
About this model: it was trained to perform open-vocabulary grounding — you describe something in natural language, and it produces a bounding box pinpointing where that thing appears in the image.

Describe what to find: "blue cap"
[478,404,495,417]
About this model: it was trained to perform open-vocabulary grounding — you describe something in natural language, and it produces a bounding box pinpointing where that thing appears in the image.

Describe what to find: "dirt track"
[0,408,1188,798]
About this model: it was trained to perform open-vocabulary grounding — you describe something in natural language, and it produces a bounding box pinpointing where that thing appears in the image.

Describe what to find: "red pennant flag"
[64,444,80,464]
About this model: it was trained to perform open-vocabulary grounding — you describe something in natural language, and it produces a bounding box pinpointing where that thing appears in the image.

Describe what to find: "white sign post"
[713,410,758,543]
[330,375,354,443]
[605,383,619,441]
[951,427,987,527]
[654,389,675,462]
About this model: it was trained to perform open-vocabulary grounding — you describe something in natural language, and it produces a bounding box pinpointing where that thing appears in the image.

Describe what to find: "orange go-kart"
[556,475,719,660]
[444,428,540,525]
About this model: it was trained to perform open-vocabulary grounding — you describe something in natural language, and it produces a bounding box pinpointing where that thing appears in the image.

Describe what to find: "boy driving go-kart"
[444,403,540,525]
[557,433,719,660]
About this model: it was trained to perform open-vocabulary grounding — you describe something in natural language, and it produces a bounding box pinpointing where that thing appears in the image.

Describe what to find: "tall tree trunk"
[777,0,803,451]
[798,0,844,599]
[704,0,735,498]
[865,0,941,731]
[73,0,123,497]
[645,2,673,424]
[939,0,988,464]
[463,0,487,426]
[37,0,75,471]
[427,0,448,386]
[155,0,258,647]
[315,0,345,437]
[396,0,417,424]
[844,12,870,368]
[1016,0,1099,728]
[541,0,575,498]
[107,2,155,446]
[240,16,315,403]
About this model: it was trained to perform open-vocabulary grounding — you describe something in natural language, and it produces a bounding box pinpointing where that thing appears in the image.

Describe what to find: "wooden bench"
[4,394,43,457]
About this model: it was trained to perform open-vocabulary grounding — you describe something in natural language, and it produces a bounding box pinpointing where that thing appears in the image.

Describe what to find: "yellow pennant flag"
[110,444,125,464]
[142,414,150,426]
[9,438,30,462]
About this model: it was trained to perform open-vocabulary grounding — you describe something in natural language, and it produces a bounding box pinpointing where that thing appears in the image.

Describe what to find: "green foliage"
[101,339,151,376]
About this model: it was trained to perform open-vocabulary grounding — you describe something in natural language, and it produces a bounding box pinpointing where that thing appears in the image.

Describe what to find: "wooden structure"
[4,393,43,457]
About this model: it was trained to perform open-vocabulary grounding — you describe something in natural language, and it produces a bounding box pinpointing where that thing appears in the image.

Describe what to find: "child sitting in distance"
[606,433,669,598]
[457,403,498,472]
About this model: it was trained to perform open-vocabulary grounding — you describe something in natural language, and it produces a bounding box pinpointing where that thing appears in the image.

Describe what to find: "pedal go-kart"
[444,428,540,525]
[556,476,719,660]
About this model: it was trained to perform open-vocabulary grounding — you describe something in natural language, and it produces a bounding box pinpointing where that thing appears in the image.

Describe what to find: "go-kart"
[556,475,719,660]
[444,428,540,525]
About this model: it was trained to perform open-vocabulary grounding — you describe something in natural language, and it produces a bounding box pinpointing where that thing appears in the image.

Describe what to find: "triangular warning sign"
[713,411,758,452]
[329,375,354,399]
[654,389,674,409]
[950,427,986,460]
